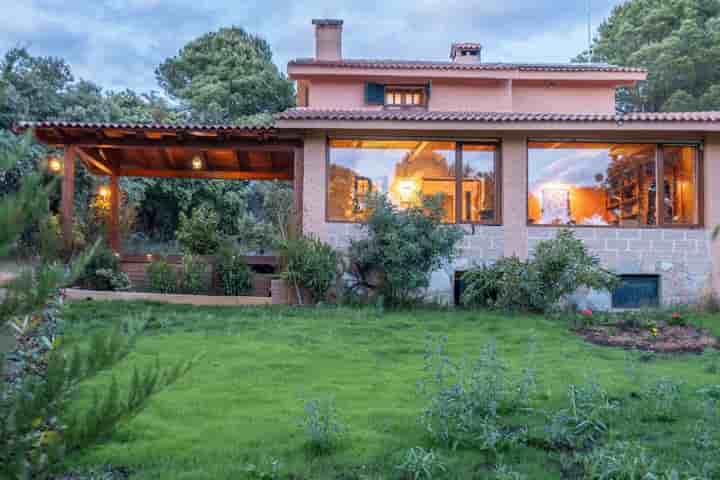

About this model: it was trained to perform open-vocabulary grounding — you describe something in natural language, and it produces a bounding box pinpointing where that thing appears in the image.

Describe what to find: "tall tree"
[576,0,720,112]
[155,27,294,123]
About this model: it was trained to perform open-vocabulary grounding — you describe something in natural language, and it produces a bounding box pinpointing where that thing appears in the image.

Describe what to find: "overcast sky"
[1,0,626,94]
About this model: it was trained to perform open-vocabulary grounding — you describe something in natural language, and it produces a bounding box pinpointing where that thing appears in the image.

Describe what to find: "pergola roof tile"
[15,120,275,133]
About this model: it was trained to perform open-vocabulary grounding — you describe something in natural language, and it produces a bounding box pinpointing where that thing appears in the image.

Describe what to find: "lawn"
[59,301,720,479]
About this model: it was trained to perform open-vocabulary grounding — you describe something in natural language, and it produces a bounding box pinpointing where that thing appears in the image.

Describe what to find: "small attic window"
[461,50,479,56]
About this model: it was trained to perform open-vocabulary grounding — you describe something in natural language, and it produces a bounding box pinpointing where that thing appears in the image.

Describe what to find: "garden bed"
[578,320,719,353]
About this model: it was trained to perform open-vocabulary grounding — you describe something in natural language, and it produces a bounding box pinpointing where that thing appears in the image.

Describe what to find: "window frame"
[525,139,703,229]
[325,137,502,225]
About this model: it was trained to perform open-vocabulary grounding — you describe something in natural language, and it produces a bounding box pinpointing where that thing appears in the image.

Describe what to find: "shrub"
[216,244,253,296]
[300,398,345,455]
[396,447,446,480]
[178,253,209,294]
[76,242,130,291]
[176,204,221,255]
[461,229,618,312]
[545,380,617,449]
[348,194,463,306]
[460,256,541,311]
[581,441,658,480]
[419,336,532,450]
[147,257,177,293]
[280,235,337,304]
[641,378,682,422]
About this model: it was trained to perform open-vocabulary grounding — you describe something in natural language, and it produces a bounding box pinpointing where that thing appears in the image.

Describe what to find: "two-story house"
[278,19,720,307]
[21,18,720,308]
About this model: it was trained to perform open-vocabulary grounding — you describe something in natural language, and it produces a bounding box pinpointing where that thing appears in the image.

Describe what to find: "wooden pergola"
[16,121,304,252]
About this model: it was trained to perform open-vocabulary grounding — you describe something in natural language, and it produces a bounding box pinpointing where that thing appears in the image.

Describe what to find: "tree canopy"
[155,27,294,123]
[576,0,720,112]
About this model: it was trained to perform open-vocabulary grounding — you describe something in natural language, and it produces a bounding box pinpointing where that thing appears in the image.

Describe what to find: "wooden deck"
[64,288,273,306]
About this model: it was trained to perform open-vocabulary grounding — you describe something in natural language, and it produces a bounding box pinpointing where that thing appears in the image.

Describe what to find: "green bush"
[281,235,337,304]
[216,245,253,296]
[461,229,618,312]
[76,242,130,291]
[176,205,221,255]
[178,253,209,294]
[147,258,177,293]
[348,194,463,306]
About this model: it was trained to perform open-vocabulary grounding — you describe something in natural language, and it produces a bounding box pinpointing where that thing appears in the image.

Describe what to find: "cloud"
[0,0,625,93]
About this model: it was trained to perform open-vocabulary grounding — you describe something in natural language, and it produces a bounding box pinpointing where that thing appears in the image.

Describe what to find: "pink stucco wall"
[303,78,618,113]
[512,83,616,113]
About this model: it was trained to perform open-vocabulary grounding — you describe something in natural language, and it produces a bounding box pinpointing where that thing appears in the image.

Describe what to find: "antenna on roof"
[586,0,592,63]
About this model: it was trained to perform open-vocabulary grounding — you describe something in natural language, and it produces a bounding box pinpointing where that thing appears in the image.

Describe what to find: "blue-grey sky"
[1,0,625,94]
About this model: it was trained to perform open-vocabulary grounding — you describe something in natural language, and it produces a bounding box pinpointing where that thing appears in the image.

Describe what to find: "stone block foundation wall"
[527,227,712,307]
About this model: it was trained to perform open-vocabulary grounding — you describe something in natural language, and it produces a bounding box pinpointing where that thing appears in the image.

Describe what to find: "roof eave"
[274,118,720,132]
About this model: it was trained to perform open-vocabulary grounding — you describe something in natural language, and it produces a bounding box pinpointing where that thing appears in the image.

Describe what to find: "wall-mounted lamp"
[98,186,111,199]
[191,154,204,170]
[48,157,62,174]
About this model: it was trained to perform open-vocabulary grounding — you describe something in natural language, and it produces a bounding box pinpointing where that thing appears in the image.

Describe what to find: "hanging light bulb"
[98,186,111,199]
[48,157,62,173]
[191,154,204,170]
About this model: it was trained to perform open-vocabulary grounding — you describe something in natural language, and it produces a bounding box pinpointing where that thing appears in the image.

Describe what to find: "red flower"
[672,311,681,319]
[580,308,593,316]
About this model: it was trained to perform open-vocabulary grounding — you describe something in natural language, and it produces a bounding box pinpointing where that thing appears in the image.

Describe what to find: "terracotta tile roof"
[14,120,275,133]
[288,58,647,73]
[275,108,720,123]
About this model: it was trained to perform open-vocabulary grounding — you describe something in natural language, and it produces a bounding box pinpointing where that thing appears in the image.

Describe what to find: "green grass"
[59,301,720,479]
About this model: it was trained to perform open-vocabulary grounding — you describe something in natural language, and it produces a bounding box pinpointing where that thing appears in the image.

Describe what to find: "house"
[278,19,719,307]
[20,18,720,307]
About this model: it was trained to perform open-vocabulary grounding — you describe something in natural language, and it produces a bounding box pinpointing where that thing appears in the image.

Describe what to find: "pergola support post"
[109,173,120,252]
[293,147,304,235]
[61,146,75,252]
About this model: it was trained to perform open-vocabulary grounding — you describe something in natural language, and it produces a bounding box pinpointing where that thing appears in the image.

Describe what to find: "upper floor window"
[327,139,500,224]
[527,142,701,227]
[365,82,431,108]
[385,87,426,107]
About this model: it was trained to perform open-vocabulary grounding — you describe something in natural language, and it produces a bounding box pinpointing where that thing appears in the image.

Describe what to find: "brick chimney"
[450,43,482,64]
[312,19,343,61]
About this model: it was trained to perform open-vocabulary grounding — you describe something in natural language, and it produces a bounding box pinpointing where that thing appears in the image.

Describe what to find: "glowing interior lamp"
[98,186,111,199]
[396,178,418,202]
[48,157,62,173]
[191,154,204,170]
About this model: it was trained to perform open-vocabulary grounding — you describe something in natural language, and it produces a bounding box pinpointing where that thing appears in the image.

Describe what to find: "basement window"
[611,275,660,309]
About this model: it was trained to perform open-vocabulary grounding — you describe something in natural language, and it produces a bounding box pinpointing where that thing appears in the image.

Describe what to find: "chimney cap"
[312,19,343,26]
[450,42,482,60]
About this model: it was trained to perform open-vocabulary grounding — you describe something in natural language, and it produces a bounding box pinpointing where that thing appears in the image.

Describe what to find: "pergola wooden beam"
[76,147,114,175]
[117,167,292,180]
[49,138,300,151]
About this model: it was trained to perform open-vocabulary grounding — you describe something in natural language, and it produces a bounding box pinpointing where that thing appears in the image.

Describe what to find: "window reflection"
[462,144,496,222]
[328,140,456,222]
[528,142,657,226]
[662,146,697,225]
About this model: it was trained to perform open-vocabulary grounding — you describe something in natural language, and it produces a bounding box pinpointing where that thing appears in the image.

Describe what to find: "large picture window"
[527,142,700,227]
[327,139,499,224]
